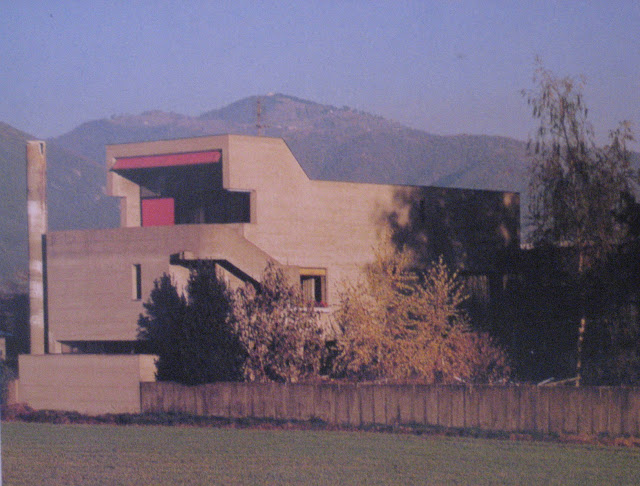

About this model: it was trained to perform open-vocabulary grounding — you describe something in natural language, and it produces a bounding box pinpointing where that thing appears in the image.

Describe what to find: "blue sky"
[2,1,639,147]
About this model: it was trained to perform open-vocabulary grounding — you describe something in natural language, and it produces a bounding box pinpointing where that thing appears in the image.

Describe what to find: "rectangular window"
[300,268,327,307]
[132,264,142,300]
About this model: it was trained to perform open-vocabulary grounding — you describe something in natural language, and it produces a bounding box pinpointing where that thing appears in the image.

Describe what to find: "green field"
[3,422,640,485]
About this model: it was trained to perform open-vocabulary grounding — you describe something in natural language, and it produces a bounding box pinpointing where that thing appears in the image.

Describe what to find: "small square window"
[300,268,327,307]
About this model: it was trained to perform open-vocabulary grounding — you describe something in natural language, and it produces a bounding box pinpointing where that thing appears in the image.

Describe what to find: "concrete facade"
[46,134,518,350]
[22,134,519,413]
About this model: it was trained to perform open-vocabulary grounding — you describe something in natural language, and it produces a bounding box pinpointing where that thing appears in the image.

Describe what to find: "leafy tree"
[233,262,324,383]
[523,61,636,385]
[332,244,510,383]
[138,263,243,384]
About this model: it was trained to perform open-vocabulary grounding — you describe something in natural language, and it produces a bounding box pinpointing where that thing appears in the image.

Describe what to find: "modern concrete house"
[19,134,519,414]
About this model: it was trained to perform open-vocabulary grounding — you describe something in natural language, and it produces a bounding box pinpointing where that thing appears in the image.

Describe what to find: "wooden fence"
[140,382,640,437]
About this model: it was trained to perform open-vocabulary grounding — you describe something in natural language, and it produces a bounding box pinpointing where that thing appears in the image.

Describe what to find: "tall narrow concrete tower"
[26,141,47,355]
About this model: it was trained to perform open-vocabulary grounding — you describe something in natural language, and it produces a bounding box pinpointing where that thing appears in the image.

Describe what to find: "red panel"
[113,150,221,170]
[141,198,175,227]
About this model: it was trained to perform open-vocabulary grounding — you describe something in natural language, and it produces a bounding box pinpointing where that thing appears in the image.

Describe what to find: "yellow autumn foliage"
[333,244,510,383]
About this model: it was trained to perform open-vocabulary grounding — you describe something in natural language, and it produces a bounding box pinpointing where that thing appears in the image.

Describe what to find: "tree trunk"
[575,315,586,387]
[575,250,586,387]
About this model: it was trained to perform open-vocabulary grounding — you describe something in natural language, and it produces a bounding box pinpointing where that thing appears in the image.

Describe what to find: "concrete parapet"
[18,354,156,415]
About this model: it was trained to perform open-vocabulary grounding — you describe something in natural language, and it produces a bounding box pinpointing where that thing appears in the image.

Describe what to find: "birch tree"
[523,61,636,385]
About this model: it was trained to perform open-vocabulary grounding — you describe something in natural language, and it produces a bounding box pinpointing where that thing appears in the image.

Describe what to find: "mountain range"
[55,94,532,192]
[4,92,627,289]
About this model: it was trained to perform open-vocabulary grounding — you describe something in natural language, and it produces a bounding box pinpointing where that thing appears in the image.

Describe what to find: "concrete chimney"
[26,141,47,355]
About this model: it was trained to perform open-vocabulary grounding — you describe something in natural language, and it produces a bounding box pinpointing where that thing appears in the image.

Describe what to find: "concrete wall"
[141,382,640,438]
[45,224,278,345]
[18,354,156,415]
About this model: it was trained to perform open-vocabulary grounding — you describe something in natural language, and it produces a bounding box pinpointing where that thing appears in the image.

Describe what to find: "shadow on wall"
[381,186,520,273]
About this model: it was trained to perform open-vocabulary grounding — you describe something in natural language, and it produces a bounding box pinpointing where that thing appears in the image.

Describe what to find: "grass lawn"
[3,422,640,485]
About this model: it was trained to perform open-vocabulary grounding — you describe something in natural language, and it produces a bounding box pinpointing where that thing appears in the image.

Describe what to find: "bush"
[333,244,510,383]
[233,263,325,382]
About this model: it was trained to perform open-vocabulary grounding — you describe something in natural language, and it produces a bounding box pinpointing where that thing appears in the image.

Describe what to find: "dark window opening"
[300,270,327,307]
[116,162,251,226]
[173,190,251,224]
[132,264,142,300]
[60,340,150,354]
